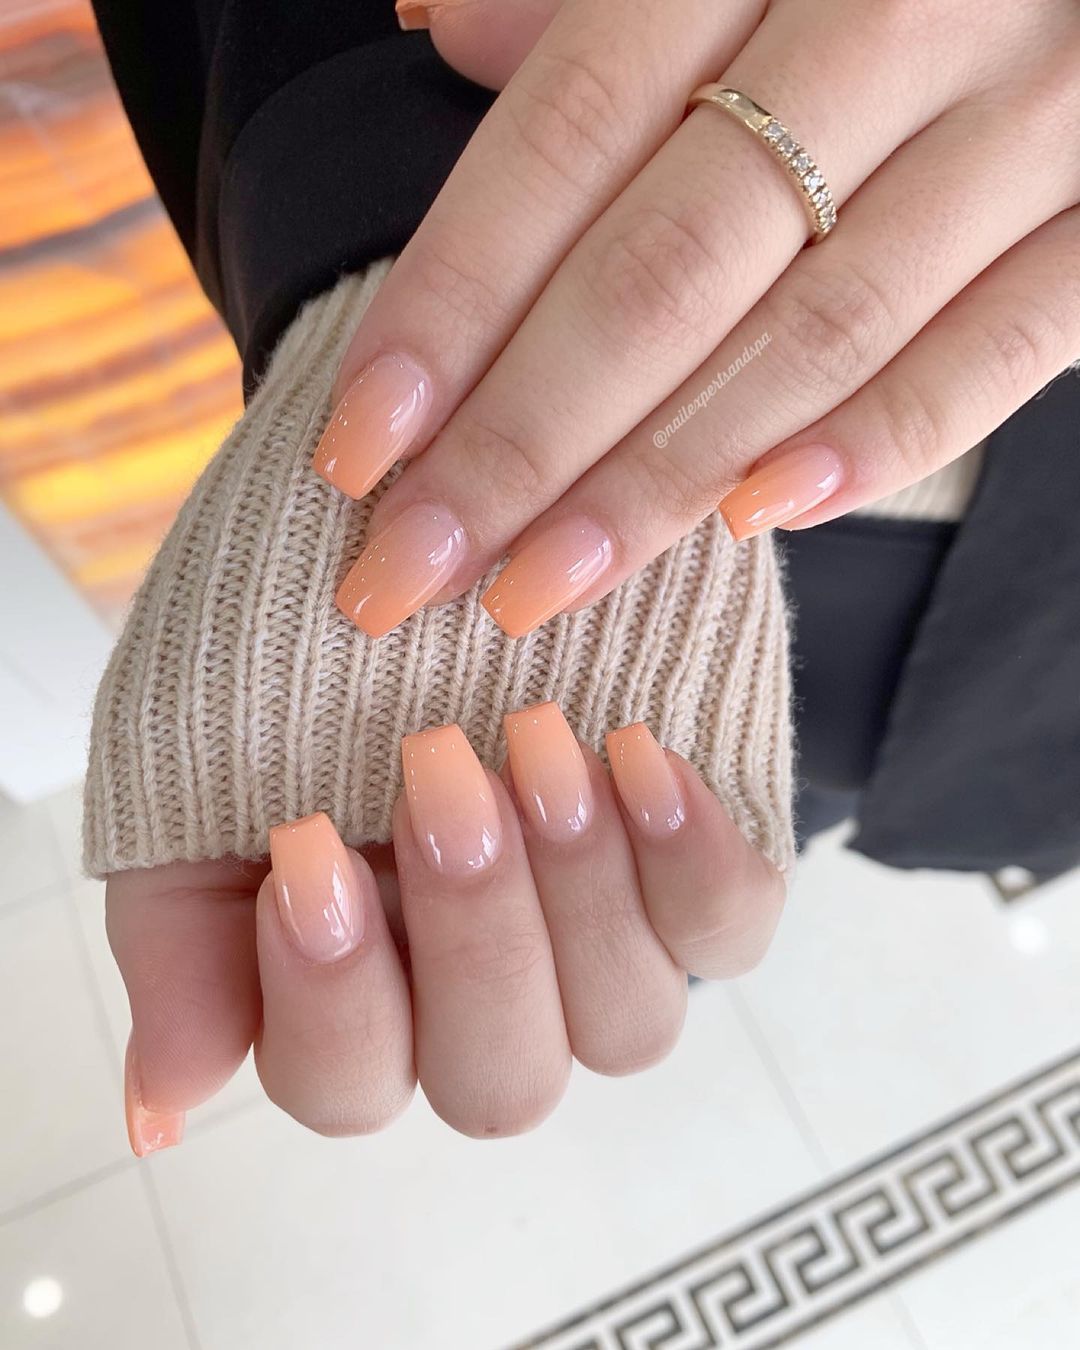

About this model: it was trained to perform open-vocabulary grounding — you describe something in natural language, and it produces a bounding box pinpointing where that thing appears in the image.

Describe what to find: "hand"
[316,0,1080,640]
[107,705,784,1150]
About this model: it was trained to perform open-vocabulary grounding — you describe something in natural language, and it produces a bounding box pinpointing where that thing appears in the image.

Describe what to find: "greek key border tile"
[515,1048,1080,1350]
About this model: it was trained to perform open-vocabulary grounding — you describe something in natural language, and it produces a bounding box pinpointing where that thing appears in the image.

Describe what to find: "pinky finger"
[606,725,786,980]
[722,205,1080,538]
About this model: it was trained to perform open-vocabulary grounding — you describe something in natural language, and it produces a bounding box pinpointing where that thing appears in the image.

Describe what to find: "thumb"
[397,0,563,90]
[107,858,264,1154]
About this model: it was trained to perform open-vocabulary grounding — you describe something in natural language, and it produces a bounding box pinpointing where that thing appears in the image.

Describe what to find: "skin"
[112,0,1080,1141]
[110,725,784,1142]
[328,0,1080,621]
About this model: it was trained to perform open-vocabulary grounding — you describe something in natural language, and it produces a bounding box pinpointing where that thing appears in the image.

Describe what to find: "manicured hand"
[318,0,1080,640]
[107,705,784,1150]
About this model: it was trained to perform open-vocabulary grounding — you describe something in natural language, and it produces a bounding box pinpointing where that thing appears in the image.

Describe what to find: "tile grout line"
[0,1156,134,1228]
[724,983,833,1175]
[141,1167,206,1350]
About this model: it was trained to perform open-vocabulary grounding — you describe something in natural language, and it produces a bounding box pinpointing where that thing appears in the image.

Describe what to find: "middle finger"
[337,0,980,636]
[394,723,571,1137]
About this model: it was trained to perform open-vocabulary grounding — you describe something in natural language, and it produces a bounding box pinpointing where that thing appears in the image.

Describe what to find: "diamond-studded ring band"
[687,85,837,242]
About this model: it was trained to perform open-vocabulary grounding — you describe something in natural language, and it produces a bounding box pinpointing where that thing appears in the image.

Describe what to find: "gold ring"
[687,84,837,242]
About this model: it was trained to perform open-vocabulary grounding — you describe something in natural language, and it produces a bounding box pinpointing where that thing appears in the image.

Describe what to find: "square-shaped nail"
[482,516,613,638]
[269,812,363,963]
[336,502,467,638]
[401,724,502,877]
[606,722,685,839]
[504,701,593,844]
[719,445,844,540]
[313,354,431,499]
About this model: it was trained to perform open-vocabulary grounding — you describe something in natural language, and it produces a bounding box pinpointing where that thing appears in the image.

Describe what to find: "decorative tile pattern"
[520,1048,1080,1350]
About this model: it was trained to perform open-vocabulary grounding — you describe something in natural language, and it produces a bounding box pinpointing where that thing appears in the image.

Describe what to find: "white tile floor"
[3,786,1080,1349]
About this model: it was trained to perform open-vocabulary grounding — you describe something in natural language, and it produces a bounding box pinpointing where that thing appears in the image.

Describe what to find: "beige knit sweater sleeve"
[82,260,796,879]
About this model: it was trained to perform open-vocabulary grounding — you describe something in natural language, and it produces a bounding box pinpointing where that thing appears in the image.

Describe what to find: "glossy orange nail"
[395,0,433,28]
[336,502,467,637]
[269,812,363,963]
[504,702,593,844]
[719,445,844,540]
[482,517,613,638]
[606,723,685,840]
[124,1033,185,1158]
[401,724,502,877]
[313,354,430,500]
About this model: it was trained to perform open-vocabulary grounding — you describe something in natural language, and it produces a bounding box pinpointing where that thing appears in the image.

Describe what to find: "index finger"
[312,0,761,501]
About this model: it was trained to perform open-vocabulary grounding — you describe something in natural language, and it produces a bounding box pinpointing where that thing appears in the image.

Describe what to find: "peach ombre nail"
[719,445,844,541]
[606,722,685,840]
[269,812,363,963]
[401,724,502,877]
[313,354,430,499]
[504,701,593,844]
[396,0,433,29]
[336,501,467,637]
[482,516,613,638]
[124,1033,185,1158]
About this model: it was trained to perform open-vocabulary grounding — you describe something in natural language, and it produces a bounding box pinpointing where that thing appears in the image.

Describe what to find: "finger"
[394,724,570,1137]
[254,814,415,1136]
[398,0,563,91]
[733,202,1080,533]
[339,0,986,637]
[480,84,1078,622]
[314,0,761,502]
[606,724,786,979]
[503,702,686,1075]
[106,859,264,1154]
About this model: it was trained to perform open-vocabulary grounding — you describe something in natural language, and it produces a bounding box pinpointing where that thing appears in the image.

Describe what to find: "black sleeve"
[90,1,494,392]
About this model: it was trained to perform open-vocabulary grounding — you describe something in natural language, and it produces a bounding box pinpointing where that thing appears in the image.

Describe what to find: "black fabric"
[850,376,1080,875]
[91,2,495,387]
[90,0,1080,875]
[782,517,960,795]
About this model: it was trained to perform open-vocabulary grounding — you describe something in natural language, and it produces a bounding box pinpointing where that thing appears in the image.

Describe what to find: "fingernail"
[313,354,431,499]
[124,1033,185,1158]
[268,812,363,963]
[396,0,433,29]
[606,723,685,839]
[336,502,467,637]
[504,702,593,844]
[719,445,844,540]
[401,724,502,877]
[481,516,613,638]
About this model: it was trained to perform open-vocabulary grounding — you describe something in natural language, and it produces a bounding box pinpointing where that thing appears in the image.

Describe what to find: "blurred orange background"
[0,0,241,628]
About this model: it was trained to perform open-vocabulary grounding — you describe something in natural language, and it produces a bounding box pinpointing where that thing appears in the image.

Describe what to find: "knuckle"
[410,239,511,342]
[664,871,785,981]
[628,433,724,523]
[509,49,629,192]
[454,410,551,510]
[437,921,549,1003]
[864,375,948,485]
[584,204,727,354]
[975,304,1065,403]
[779,263,898,395]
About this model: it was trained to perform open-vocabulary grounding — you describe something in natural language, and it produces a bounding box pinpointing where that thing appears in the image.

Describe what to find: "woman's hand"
[107,705,784,1150]
[317,0,1080,640]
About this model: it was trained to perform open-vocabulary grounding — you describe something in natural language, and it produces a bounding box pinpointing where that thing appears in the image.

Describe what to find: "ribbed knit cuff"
[83,262,795,879]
